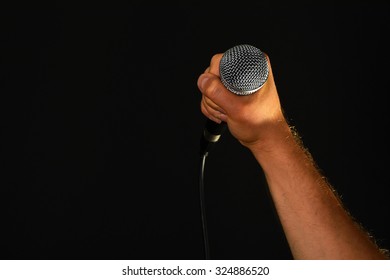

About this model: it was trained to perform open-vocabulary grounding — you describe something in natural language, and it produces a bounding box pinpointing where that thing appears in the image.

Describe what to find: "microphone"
[199,44,270,156]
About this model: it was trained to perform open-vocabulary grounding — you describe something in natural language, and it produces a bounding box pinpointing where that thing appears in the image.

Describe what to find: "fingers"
[209,53,223,76]
[201,97,227,123]
[197,73,226,105]
[203,96,226,114]
[197,50,238,123]
[200,99,226,124]
[197,72,230,123]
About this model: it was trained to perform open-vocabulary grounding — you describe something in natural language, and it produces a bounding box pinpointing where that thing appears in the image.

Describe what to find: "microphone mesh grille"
[219,44,269,95]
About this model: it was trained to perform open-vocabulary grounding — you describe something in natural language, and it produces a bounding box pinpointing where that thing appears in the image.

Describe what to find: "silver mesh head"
[219,44,269,95]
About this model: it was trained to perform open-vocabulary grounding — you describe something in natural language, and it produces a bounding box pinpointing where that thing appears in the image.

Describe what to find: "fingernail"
[199,75,209,90]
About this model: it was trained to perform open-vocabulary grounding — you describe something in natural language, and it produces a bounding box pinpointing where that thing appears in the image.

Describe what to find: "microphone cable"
[199,120,227,260]
[199,153,210,260]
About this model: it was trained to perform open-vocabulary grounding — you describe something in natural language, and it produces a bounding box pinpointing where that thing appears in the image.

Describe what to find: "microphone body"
[199,44,269,156]
[200,120,227,156]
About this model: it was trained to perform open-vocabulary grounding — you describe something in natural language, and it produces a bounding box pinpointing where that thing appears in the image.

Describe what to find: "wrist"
[243,118,302,166]
[244,117,292,151]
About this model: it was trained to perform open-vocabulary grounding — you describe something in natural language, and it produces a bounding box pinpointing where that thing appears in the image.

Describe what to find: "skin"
[197,53,388,260]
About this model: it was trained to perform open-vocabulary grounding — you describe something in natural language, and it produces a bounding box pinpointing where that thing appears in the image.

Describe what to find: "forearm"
[248,120,386,259]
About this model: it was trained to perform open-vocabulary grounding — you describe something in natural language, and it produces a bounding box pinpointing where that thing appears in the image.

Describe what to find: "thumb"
[197,72,236,113]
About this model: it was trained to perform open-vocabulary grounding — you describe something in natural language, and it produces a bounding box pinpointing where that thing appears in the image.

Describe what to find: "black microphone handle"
[200,119,227,156]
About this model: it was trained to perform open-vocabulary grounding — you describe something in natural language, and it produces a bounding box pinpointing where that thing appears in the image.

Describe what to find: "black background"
[1,5,389,260]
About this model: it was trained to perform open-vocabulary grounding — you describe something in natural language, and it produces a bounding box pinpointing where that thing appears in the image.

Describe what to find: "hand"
[197,52,286,149]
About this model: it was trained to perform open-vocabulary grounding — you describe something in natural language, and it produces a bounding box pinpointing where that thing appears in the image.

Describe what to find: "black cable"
[199,120,226,260]
[199,153,210,260]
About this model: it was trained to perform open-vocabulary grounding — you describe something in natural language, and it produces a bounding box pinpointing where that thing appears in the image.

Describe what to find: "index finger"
[209,53,223,77]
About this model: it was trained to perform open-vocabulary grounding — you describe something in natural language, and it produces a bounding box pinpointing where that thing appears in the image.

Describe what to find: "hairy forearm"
[248,120,387,259]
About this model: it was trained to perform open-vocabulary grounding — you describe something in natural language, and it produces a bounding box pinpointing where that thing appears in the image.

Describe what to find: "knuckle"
[204,78,221,98]
[210,54,223,75]
[210,54,220,65]
[211,83,224,100]
[201,103,212,119]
